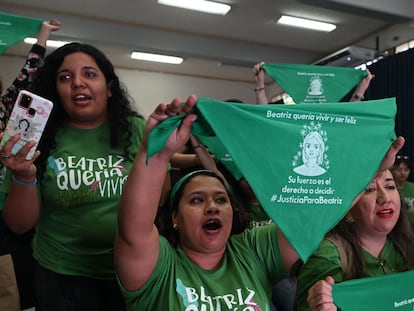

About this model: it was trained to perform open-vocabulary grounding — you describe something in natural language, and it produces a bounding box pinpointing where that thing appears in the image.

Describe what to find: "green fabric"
[262,63,367,104]
[199,137,243,180]
[332,270,414,310]
[0,13,42,55]
[32,118,145,279]
[296,238,406,310]
[250,203,273,227]
[147,113,243,179]
[399,181,414,209]
[147,97,396,261]
[120,224,285,310]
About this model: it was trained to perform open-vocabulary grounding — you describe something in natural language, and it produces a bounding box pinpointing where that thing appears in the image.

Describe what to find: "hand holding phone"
[0,90,53,160]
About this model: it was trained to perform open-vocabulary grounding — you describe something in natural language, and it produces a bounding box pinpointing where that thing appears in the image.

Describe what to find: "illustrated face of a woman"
[304,137,320,160]
[310,80,321,92]
[56,52,112,129]
[173,175,233,255]
[352,170,400,238]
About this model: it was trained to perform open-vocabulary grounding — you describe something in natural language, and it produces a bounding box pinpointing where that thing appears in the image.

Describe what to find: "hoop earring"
[345,212,355,223]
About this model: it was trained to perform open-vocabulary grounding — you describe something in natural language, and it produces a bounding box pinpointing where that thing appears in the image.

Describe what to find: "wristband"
[12,175,37,187]
[254,87,265,92]
[352,93,364,100]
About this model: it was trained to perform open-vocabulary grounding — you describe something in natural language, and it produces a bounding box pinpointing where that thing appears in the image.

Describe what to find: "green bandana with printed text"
[147,98,396,260]
[262,63,367,104]
[0,13,42,55]
[333,270,414,310]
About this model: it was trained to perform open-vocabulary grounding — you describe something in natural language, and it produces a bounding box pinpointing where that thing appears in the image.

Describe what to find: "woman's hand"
[307,276,337,311]
[0,133,39,181]
[378,136,404,173]
[37,19,61,48]
[144,95,198,156]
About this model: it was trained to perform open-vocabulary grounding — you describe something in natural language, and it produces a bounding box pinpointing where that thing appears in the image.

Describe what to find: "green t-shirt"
[397,182,414,228]
[399,181,414,210]
[33,117,145,279]
[250,203,273,227]
[120,224,286,310]
[296,238,406,310]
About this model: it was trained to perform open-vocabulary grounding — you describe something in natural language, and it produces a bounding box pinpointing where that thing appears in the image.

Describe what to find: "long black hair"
[30,42,143,177]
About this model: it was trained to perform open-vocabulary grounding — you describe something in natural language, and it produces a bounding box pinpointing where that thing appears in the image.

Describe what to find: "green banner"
[147,98,396,260]
[333,270,414,310]
[0,12,42,55]
[263,63,367,104]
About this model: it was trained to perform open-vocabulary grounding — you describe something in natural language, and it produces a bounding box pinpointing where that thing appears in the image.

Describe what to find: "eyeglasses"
[396,155,410,160]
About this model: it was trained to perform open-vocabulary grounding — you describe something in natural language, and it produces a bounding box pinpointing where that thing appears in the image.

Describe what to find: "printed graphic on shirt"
[175,279,268,311]
[48,154,127,207]
[293,122,329,177]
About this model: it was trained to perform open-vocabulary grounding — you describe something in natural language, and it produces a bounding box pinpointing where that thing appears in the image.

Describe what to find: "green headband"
[169,169,215,211]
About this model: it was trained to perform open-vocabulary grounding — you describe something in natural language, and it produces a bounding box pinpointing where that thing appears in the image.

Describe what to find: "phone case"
[0,90,53,160]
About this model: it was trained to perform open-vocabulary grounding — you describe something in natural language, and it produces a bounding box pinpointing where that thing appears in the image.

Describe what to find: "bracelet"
[254,87,265,92]
[192,144,202,149]
[352,93,364,100]
[12,175,37,187]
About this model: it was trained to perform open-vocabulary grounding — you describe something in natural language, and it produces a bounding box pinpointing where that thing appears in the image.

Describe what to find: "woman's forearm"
[2,183,40,234]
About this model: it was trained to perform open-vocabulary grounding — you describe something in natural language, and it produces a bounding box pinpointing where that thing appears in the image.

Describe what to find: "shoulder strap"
[325,233,354,280]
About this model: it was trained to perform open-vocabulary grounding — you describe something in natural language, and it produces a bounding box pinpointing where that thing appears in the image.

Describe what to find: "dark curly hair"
[155,170,252,247]
[29,42,143,177]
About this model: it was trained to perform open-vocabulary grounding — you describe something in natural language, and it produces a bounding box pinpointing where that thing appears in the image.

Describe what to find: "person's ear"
[107,80,113,98]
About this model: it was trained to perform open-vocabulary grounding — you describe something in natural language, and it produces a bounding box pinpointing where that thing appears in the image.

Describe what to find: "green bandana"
[332,270,414,310]
[0,13,42,55]
[147,98,396,260]
[262,63,367,104]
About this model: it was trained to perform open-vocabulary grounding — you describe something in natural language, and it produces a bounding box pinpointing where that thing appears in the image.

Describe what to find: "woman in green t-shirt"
[114,96,404,310]
[0,42,145,311]
[300,169,414,310]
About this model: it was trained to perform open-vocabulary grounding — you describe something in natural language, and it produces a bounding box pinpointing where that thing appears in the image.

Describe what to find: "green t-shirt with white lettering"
[120,224,286,310]
[33,117,145,279]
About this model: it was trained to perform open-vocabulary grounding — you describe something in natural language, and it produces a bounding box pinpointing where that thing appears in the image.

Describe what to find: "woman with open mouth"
[114,95,405,311]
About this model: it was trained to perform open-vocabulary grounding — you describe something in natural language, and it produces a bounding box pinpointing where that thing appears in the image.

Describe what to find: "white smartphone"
[0,90,53,160]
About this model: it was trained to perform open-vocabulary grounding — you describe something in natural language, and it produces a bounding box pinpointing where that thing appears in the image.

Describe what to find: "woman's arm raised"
[115,95,198,290]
